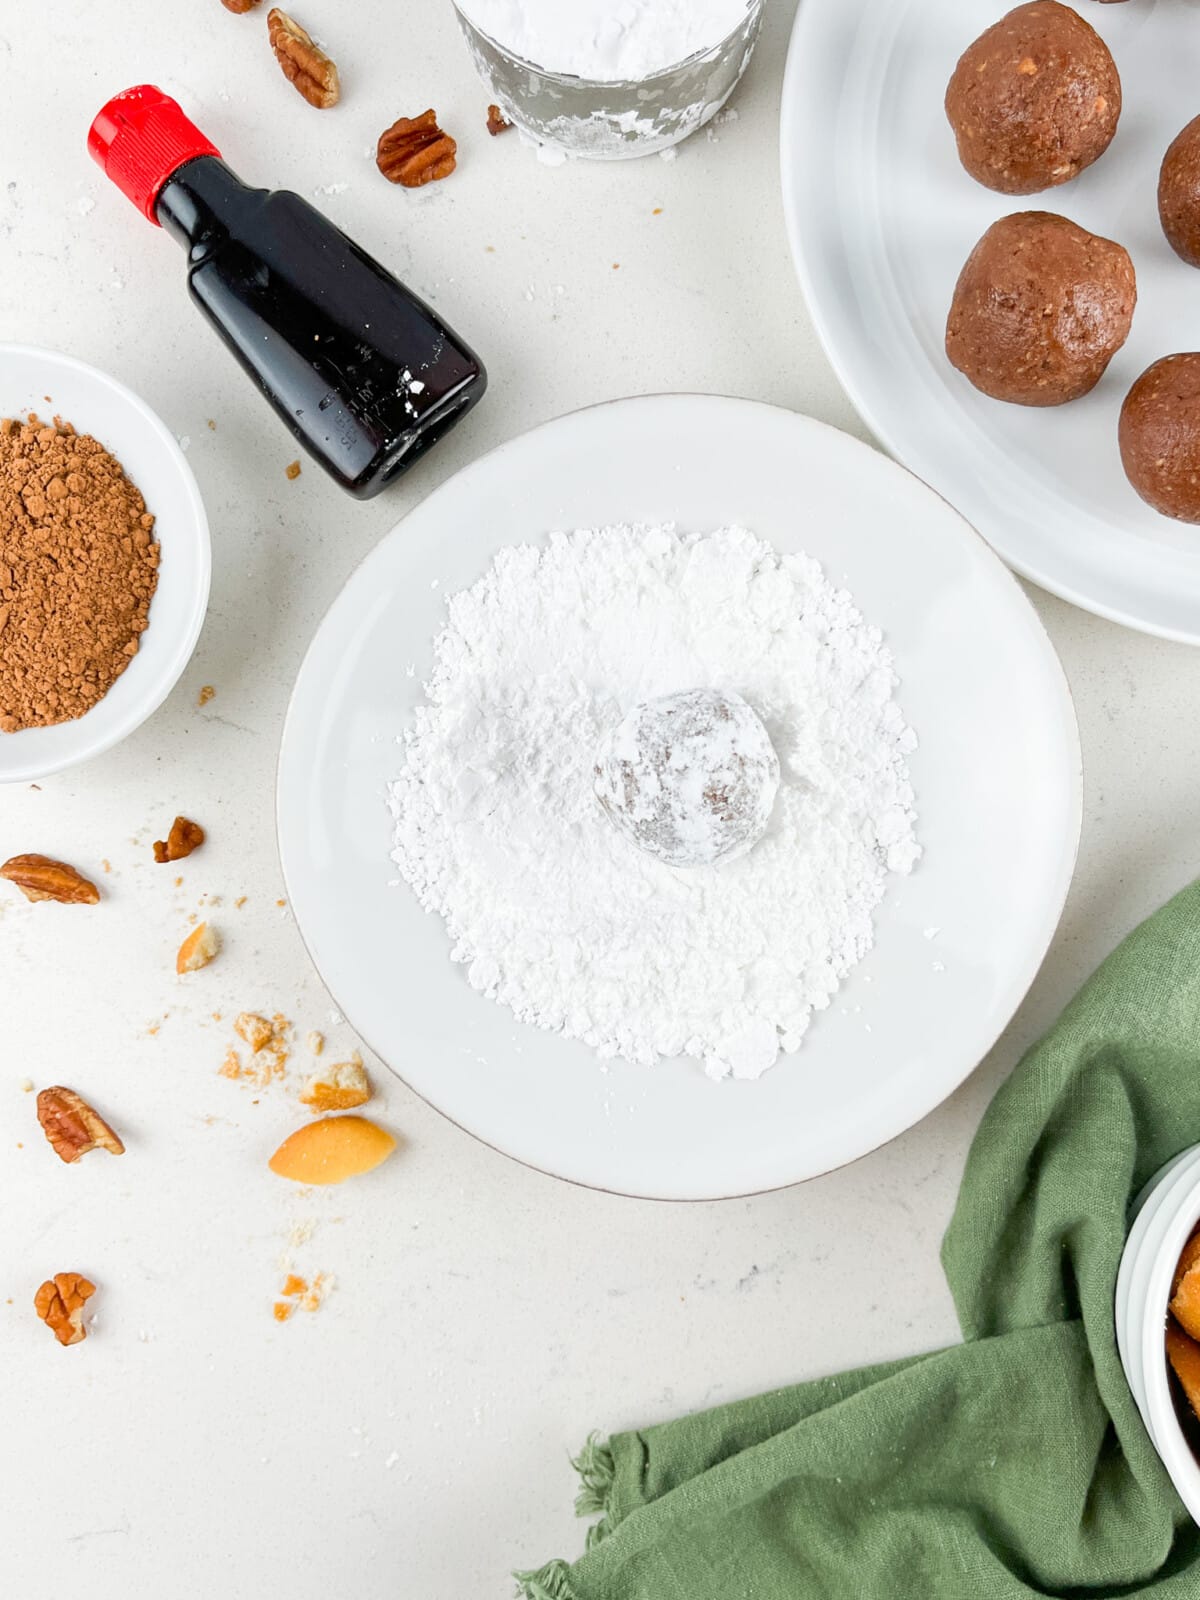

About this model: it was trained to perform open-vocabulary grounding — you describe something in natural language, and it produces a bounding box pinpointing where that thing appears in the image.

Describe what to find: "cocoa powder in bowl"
[0,415,159,733]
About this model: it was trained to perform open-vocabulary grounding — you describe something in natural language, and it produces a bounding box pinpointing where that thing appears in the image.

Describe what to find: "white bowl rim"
[1133,1150,1200,1517]
[0,343,211,783]
[1117,1146,1200,1412]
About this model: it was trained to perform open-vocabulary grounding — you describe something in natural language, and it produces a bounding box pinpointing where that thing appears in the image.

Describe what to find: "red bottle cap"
[88,86,221,226]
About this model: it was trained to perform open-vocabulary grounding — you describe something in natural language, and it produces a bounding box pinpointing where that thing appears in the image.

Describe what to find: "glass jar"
[453,0,765,162]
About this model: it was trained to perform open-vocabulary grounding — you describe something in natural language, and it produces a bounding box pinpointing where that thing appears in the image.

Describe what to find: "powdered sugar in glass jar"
[452,0,765,161]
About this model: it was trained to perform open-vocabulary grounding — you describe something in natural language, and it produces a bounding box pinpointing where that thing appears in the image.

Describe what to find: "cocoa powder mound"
[0,416,159,733]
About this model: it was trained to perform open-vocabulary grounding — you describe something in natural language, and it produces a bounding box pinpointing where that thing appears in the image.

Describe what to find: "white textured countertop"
[3,3,1199,1595]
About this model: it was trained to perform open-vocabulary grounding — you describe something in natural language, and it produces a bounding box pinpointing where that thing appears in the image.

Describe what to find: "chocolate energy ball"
[945,2,1121,194]
[593,688,780,869]
[946,211,1136,405]
[1119,355,1200,522]
[1159,116,1200,268]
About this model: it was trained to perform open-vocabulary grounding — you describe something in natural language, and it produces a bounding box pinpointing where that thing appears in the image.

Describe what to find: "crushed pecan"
[486,104,512,137]
[35,1272,96,1346]
[377,111,457,188]
[153,816,205,863]
[0,854,99,904]
[268,8,340,109]
[37,1087,125,1163]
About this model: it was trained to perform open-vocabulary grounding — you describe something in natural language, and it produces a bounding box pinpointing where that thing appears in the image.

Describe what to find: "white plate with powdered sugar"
[277,394,1080,1200]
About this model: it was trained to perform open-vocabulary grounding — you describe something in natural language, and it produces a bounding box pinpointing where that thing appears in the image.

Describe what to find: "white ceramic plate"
[277,395,1080,1199]
[0,345,211,782]
[782,0,1200,643]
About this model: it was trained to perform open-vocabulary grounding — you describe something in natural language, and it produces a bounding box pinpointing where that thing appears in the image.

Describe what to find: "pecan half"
[267,8,340,109]
[222,0,261,10]
[0,854,99,904]
[35,1272,96,1346]
[377,111,457,187]
[153,816,205,863]
[486,104,512,137]
[37,1087,125,1163]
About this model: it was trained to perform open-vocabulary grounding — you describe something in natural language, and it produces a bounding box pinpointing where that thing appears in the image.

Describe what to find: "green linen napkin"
[519,882,1200,1598]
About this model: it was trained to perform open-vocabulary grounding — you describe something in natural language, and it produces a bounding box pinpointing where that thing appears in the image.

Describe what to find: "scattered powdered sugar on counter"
[456,0,753,81]
[388,524,919,1081]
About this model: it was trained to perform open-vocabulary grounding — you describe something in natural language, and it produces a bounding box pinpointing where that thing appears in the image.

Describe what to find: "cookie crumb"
[299,1272,333,1312]
[221,1013,292,1088]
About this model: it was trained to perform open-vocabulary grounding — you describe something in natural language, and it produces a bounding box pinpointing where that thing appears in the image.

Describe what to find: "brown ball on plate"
[1159,116,1200,268]
[1119,354,1200,521]
[945,1,1122,194]
[946,211,1136,405]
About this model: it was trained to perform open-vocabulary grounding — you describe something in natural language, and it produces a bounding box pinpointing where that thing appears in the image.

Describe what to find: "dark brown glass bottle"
[90,86,486,499]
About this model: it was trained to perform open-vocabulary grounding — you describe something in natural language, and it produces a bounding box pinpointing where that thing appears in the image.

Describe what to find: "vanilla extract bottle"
[89,85,486,499]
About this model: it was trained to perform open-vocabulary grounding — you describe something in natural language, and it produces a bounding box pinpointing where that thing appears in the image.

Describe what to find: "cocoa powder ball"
[946,211,1136,406]
[1119,354,1200,522]
[945,1,1121,195]
[1159,116,1200,268]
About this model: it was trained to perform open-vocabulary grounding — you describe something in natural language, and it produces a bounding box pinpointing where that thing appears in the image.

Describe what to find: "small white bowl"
[0,345,210,783]
[1116,1143,1200,1523]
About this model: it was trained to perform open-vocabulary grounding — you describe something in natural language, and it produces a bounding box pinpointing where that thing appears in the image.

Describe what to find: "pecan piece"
[37,1087,125,1163]
[0,854,99,904]
[267,8,340,109]
[35,1272,96,1346]
[153,816,205,863]
[486,104,512,137]
[377,111,457,188]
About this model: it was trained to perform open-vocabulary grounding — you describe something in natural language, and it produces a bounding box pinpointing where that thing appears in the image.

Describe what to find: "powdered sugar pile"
[456,0,753,81]
[388,524,919,1081]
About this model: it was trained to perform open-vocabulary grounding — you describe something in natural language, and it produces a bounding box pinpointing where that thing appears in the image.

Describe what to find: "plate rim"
[778,0,1200,648]
[276,391,1083,1199]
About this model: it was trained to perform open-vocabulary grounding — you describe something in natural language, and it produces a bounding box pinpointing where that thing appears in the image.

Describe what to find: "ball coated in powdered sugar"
[593,688,780,869]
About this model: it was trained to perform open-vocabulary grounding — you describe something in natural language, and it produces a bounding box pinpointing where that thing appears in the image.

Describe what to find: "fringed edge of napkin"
[514,1559,576,1600]
[514,1435,617,1599]
[574,1433,617,1546]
